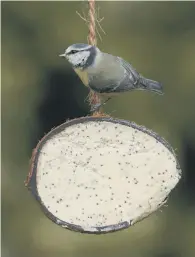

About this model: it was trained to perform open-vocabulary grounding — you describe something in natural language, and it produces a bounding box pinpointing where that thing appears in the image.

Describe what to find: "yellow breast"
[74,68,89,87]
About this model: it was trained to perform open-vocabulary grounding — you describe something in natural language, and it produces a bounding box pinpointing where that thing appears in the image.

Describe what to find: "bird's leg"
[90,97,112,113]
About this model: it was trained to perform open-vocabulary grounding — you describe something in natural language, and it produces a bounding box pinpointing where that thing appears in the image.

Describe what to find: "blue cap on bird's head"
[67,43,92,51]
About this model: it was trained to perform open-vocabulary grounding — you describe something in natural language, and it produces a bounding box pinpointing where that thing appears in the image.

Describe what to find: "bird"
[59,43,163,111]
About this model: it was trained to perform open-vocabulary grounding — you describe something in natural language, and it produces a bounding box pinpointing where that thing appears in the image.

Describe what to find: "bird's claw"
[90,97,112,113]
[90,103,102,113]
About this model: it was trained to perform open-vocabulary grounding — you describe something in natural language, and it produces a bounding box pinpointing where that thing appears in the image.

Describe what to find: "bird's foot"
[90,103,102,113]
[90,97,112,113]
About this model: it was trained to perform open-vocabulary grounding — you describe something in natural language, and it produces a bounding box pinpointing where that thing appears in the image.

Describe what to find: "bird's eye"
[70,50,78,54]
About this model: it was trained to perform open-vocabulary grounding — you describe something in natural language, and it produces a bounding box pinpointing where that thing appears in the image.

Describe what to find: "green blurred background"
[2,1,195,257]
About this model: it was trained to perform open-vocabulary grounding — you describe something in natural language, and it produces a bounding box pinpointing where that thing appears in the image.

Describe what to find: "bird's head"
[59,43,99,69]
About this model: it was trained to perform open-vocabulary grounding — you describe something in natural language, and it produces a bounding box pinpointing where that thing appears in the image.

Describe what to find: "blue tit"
[59,43,163,105]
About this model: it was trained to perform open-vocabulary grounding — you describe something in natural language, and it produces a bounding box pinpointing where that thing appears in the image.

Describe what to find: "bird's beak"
[59,53,66,58]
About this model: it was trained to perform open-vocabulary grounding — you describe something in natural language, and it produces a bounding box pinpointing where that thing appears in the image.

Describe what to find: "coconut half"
[26,117,181,234]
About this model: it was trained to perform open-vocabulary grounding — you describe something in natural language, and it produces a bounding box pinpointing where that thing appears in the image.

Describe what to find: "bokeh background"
[2,1,195,257]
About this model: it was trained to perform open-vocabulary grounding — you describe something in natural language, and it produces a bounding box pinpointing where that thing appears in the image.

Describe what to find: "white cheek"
[72,52,90,66]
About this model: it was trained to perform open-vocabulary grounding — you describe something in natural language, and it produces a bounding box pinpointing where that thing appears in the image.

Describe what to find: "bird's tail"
[139,76,163,95]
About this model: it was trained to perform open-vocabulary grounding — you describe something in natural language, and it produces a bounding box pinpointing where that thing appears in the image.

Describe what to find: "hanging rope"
[87,0,102,114]
[88,0,97,45]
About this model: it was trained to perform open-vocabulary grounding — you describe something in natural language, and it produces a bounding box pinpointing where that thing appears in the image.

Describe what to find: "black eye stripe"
[70,50,78,54]
[67,49,88,55]
[66,50,77,55]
